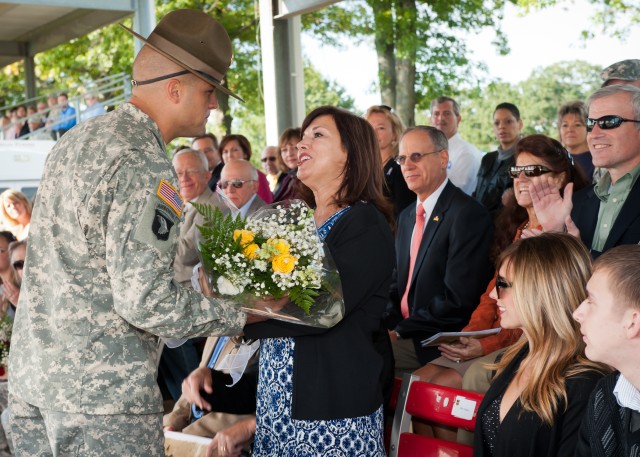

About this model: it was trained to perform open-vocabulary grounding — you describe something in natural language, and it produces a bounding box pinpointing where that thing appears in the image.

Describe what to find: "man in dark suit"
[529,84,640,257]
[385,126,494,375]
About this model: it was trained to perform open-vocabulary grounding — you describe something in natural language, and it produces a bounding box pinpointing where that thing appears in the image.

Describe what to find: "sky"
[300,0,639,111]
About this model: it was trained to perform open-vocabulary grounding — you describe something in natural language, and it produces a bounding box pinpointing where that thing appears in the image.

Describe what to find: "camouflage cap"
[601,59,640,86]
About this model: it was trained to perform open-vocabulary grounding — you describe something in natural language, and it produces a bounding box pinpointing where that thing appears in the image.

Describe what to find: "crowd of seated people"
[3,58,639,457]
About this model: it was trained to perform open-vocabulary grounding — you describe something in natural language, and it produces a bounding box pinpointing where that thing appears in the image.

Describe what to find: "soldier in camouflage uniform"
[601,59,640,88]
[8,10,256,456]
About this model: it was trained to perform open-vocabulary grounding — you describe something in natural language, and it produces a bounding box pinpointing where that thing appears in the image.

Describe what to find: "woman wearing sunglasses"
[413,134,589,443]
[474,233,609,457]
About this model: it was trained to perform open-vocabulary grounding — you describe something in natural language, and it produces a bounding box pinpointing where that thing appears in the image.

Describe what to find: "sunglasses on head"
[13,260,24,270]
[395,150,442,166]
[218,179,254,190]
[495,275,511,298]
[509,164,553,178]
[586,115,640,132]
[261,157,277,163]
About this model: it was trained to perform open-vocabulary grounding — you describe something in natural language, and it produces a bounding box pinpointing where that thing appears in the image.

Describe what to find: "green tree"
[455,60,601,152]
[304,0,515,127]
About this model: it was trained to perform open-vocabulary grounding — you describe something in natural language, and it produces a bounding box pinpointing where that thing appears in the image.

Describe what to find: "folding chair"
[389,373,484,457]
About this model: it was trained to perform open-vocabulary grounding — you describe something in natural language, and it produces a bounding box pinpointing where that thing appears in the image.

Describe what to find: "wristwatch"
[394,331,402,340]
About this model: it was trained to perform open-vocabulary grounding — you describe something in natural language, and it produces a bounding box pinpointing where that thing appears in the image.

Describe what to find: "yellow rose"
[243,243,259,259]
[233,229,254,246]
[267,238,290,256]
[272,254,297,274]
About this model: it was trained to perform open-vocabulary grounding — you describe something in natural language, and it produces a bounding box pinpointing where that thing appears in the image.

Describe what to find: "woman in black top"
[475,233,609,457]
[366,105,414,216]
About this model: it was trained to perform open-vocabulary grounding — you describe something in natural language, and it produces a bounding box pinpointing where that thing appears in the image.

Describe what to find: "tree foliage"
[517,0,639,39]
[304,0,515,127]
[451,60,601,152]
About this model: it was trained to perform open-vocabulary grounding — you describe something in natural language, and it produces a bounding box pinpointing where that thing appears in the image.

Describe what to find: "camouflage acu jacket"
[9,102,246,415]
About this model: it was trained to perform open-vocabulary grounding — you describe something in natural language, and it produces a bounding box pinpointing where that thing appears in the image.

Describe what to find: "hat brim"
[120,23,244,103]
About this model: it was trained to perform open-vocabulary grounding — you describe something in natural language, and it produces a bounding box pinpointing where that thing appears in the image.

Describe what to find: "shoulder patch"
[157,179,183,217]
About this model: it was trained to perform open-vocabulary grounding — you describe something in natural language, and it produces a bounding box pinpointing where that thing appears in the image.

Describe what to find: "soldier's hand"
[181,366,213,411]
[245,295,289,324]
[198,266,213,297]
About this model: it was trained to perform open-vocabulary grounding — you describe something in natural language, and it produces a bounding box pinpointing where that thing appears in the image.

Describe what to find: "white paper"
[451,396,477,420]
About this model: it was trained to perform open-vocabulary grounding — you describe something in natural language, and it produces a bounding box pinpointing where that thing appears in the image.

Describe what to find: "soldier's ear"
[166,79,182,104]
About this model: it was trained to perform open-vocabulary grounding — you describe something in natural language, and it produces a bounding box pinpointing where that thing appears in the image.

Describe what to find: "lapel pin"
[433,216,440,222]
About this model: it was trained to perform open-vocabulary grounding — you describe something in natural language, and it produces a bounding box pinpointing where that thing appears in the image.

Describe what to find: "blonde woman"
[0,190,32,241]
[365,105,414,215]
[474,233,610,457]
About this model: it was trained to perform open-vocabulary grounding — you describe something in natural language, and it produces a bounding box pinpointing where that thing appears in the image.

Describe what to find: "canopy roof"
[0,0,135,68]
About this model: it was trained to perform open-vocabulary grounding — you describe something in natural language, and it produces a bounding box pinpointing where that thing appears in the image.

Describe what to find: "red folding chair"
[389,373,484,457]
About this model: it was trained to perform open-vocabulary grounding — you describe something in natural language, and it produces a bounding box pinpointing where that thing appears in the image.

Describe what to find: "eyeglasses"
[395,150,442,166]
[12,260,24,270]
[218,179,255,190]
[508,165,553,178]
[495,275,511,298]
[586,115,640,132]
[261,157,277,163]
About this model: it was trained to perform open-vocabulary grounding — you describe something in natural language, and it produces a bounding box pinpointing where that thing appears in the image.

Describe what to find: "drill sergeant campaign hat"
[120,9,244,102]
[600,59,640,87]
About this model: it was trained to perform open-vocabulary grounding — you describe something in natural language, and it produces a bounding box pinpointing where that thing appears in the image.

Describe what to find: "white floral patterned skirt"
[253,337,385,456]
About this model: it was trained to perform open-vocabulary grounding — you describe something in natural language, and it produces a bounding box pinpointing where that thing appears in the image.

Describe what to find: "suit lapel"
[603,177,640,251]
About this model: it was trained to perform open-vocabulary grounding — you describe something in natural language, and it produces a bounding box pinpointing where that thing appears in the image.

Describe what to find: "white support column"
[259,0,280,145]
[132,0,155,56]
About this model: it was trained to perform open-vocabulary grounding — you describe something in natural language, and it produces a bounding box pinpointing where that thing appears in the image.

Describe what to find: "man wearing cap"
[601,59,640,88]
[8,10,268,456]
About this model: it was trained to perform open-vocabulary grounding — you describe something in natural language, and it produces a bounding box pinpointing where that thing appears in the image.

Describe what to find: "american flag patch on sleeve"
[157,179,184,217]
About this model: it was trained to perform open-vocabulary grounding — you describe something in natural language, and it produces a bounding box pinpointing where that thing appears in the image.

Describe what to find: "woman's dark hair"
[491,134,589,261]
[0,231,16,245]
[297,106,394,226]
[494,102,521,121]
[218,134,252,163]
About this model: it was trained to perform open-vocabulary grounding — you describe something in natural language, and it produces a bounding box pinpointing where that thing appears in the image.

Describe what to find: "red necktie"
[400,204,426,318]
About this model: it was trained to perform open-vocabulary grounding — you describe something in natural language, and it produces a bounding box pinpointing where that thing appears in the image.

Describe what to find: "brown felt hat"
[120,9,243,102]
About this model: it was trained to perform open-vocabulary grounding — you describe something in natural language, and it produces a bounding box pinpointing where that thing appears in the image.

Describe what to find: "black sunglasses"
[12,260,24,270]
[509,165,553,178]
[261,157,277,163]
[495,275,511,298]
[395,150,442,166]
[586,115,640,132]
[218,179,254,190]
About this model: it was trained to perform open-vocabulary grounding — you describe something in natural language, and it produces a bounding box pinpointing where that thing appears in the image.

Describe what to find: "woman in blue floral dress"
[243,106,396,456]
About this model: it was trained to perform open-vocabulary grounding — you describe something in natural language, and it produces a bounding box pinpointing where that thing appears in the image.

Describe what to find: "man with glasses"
[219,160,266,219]
[261,145,285,194]
[530,84,640,257]
[384,126,493,374]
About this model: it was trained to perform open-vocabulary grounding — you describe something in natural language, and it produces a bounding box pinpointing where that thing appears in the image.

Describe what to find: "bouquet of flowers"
[193,199,344,328]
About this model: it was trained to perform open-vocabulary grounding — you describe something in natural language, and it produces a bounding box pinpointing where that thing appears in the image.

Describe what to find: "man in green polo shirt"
[527,84,640,257]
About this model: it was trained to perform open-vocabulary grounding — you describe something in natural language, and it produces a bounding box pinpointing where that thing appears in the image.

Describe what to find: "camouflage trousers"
[9,394,164,457]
